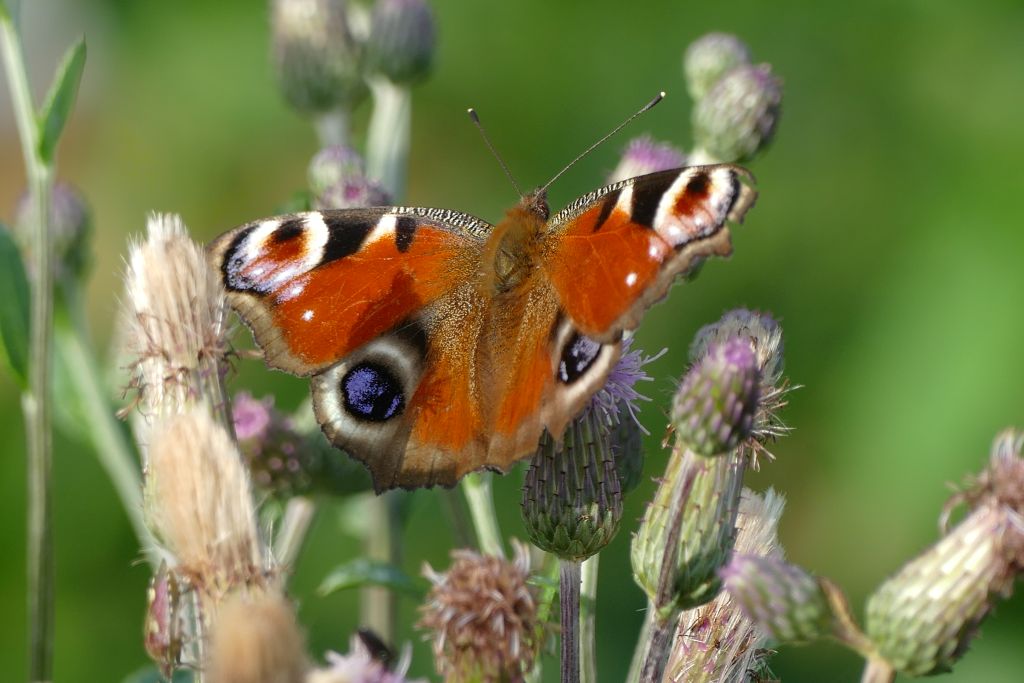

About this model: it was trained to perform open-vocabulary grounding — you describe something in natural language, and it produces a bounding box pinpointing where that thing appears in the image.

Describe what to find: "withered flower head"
[146,408,265,601]
[206,590,308,683]
[419,544,538,682]
[121,213,228,424]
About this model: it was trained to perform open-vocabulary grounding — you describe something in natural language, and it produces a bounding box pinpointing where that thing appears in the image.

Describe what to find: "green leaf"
[0,225,30,387]
[318,558,427,598]
[36,37,86,163]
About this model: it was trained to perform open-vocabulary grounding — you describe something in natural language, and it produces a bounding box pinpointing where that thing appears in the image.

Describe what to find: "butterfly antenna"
[539,91,665,195]
[467,108,524,198]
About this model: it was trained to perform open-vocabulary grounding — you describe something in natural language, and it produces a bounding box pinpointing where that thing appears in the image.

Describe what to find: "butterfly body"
[210,166,755,491]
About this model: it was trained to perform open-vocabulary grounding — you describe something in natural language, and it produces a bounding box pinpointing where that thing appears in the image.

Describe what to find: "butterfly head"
[521,189,550,222]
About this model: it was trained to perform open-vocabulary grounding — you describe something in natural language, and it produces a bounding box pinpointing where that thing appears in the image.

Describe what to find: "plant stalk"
[366,77,411,199]
[275,496,317,580]
[361,491,401,644]
[2,14,56,682]
[579,555,599,683]
[462,472,505,557]
[560,559,582,683]
[860,656,896,683]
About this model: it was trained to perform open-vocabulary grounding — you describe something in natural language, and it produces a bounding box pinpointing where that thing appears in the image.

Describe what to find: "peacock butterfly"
[209,148,755,491]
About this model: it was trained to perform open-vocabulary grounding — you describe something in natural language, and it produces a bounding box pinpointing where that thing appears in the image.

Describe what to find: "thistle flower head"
[308,633,426,683]
[206,590,308,683]
[721,554,832,644]
[692,63,782,163]
[145,408,265,601]
[365,0,437,84]
[419,544,539,682]
[232,392,313,499]
[668,489,785,683]
[588,337,662,431]
[15,181,91,282]
[683,33,752,101]
[672,338,760,457]
[867,430,1024,675]
[121,213,228,424]
[607,136,687,184]
[271,0,367,113]
[521,409,622,561]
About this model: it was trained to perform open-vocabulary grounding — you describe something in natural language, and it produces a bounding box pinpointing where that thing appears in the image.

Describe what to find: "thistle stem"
[860,656,896,683]
[462,472,505,557]
[366,77,411,199]
[314,108,350,148]
[2,13,56,682]
[362,491,401,644]
[579,555,599,683]
[560,559,582,683]
[275,496,317,579]
[638,613,679,683]
[626,605,655,683]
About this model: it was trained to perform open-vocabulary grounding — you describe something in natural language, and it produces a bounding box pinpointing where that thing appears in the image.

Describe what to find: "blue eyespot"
[341,362,405,421]
[558,333,602,384]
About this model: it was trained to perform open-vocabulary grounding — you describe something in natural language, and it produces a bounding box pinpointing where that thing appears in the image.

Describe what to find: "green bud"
[15,181,91,282]
[521,409,622,562]
[692,64,782,163]
[722,554,832,644]
[271,0,367,113]
[683,33,752,101]
[631,444,746,615]
[673,338,759,457]
[365,0,437,84]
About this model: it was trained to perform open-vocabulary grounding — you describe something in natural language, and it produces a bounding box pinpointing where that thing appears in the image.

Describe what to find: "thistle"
[205,590,308,683]
[692,63,783,163]
[683,33,752,101]
[607,136,687,184]
[364,0,437,85]
[232,392,314,499]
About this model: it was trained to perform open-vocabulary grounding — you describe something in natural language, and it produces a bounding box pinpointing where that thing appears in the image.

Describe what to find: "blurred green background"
[2,0,1023,680]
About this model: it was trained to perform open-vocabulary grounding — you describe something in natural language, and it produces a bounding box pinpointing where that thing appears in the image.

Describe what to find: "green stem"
[860,656,896,683]
[366,77,411,199]
[626,605,654,683]
[2,14,56,683]
[461,472,505,557]
[579,555,599,683]
[275,496,317,582]
[361,491,401,644]
[314,108,350,148]
[440,488,475,548]
[560,559,581,683]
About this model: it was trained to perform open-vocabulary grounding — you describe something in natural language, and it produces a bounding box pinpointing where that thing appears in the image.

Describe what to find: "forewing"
[543,165,756,341]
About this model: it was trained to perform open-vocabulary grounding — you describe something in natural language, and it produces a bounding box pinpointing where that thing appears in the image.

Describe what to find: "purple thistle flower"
[608,135,688,184]
[232,391,274,442]
[588,337,665,434]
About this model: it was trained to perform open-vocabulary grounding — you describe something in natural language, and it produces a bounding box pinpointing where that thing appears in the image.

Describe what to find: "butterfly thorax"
[482,190,550,294]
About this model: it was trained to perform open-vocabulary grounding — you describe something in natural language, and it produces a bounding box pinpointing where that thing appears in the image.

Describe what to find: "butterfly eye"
[558,332,603,384]
[341,361,406,421]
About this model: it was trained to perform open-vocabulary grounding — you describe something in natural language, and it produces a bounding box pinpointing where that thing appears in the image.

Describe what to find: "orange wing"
[543,166,756,340]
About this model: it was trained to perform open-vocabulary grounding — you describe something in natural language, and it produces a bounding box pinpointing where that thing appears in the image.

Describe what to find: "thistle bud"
[419,544,539,682]
[607,136,687,184]
[692,64,782,163]
[521,409,622,562]
[271,0,367,113]
[15,181,91,282]
[232,392,313,499]
[672,338,759,457]
[683,33,752,102]
[866,430,1024,676]
[722,554,832,644]
[631,445,746,614]
[308,145,391,209]
[365,0,437,84]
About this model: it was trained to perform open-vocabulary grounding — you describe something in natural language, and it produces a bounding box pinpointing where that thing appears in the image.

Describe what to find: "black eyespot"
[341,362,405,421]
[558,333,602,384]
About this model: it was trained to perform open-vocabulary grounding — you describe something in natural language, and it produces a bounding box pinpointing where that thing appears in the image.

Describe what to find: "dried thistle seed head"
[271,0,367,113]
[146,408,265,600]
[144,562,189,679]
[232,392,313,498]
[308,633,426,683]
[631,444,746,615]
[692,63,782,163]
[15,181,92,282]
[865,501,1023,676]
[672,338,760,457]
[947,430,1024,530]
[721,554,832,645]
[521,409,622,561]
[607,136,687,184]
[364,0,437,84]
[667,488,785,683]
[206,590,308,683]
[419,544,539,682]
[683,33,752,102]
[121,213,228,424]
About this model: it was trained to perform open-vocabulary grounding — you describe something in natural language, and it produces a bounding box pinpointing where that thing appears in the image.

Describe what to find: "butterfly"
[209,165,756,491]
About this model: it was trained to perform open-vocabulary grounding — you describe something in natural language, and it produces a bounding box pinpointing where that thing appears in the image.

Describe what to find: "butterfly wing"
[210,207,503,490]
[543,165,756,341]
